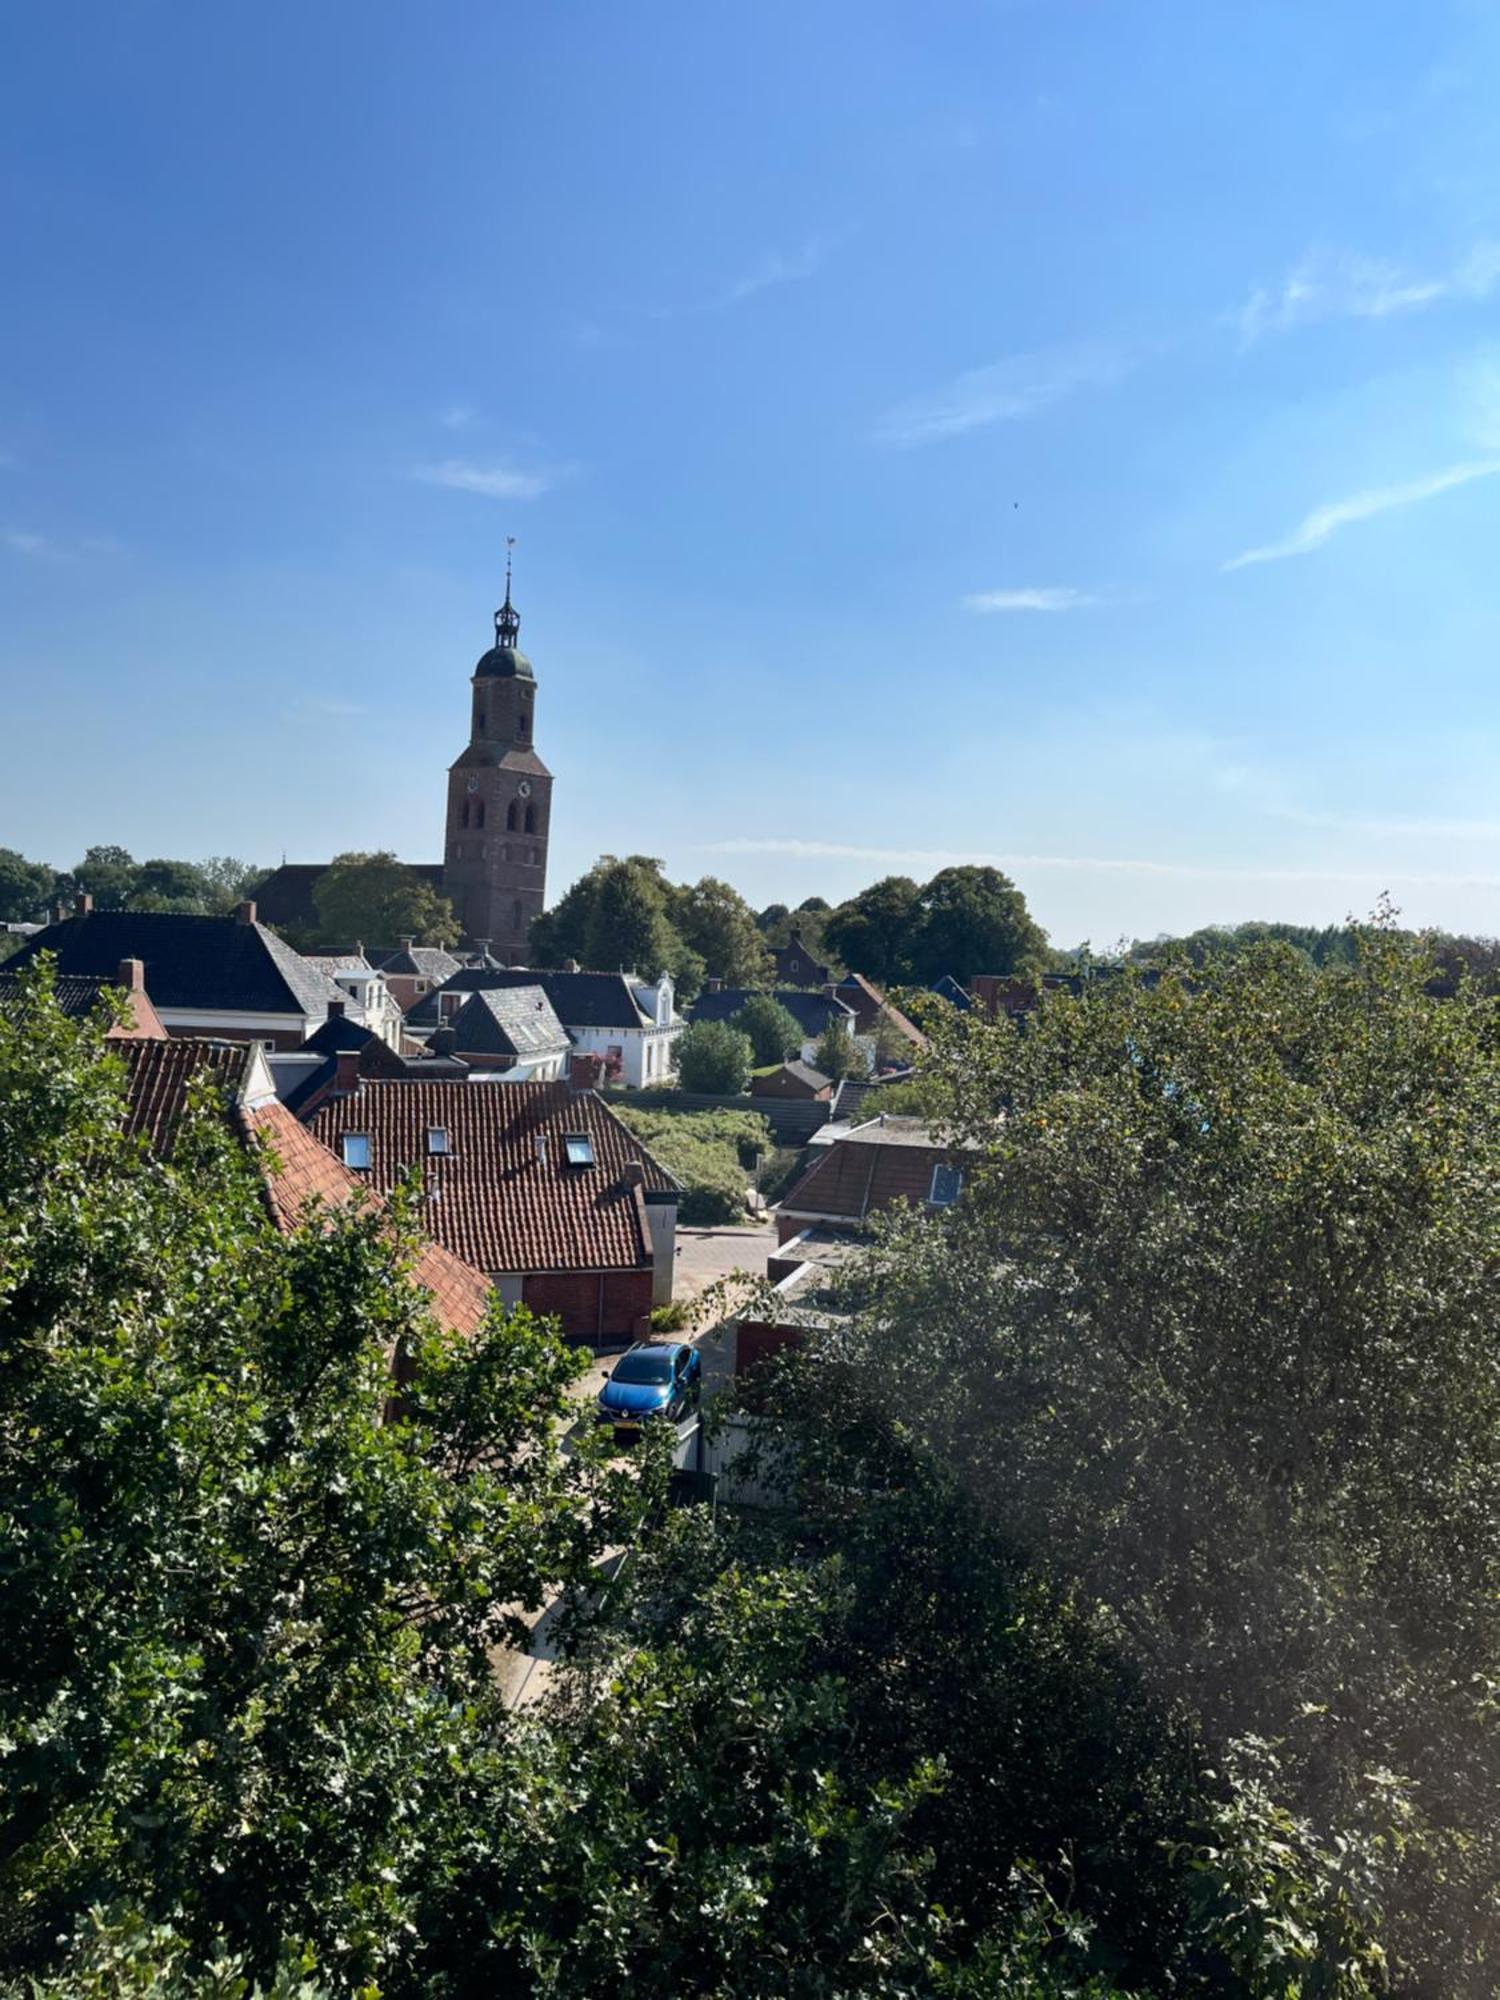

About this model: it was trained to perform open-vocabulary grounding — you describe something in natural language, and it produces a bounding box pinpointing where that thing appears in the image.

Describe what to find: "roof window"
[563,1133,595,1168]
[928,1163,963,1208]
[342,1133,371,1171]
[427,1126,450,1155]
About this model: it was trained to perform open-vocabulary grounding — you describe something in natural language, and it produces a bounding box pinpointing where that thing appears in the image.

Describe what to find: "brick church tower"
[442,563,553,959]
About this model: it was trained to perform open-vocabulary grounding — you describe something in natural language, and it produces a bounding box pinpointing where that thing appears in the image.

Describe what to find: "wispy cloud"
[3,529,120,562]
[283,694,368,723]
[702,835,1500,891]
[413,459,559,500]
[717,236,826,307]
[1236,242,1500,344]
[964,586,1098,613]
[877,340,1136,447]
[1223,457,1500,570]
[438,404,478,431]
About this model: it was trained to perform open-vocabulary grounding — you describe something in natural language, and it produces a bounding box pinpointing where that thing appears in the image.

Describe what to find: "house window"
[928,1163,963,1208]
[342,1134,371,1171]
[415,980,427,994]
[427,1127,449,1155]
[564,1133,595,1167]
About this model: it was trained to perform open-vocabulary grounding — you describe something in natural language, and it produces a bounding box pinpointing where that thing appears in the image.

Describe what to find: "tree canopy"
[0,847,265,923]
[673,1017,753,1095]
[730,992,804,1066]
[787,921,1500,1995]
[310,851,458,948]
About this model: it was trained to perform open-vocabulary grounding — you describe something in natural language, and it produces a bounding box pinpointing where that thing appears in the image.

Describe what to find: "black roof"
[410,966,654,1032]
[0,969,115,1024]
[690,987,855,1037]
[449,985,570,1060]
[8,912,344,1020]
[372,944,463,980]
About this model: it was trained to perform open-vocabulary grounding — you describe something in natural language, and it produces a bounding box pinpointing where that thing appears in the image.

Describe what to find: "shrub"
[730,994,804,1067]
[675,1020,754,1095]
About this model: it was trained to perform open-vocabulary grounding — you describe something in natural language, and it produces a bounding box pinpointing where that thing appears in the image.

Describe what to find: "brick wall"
[523,1268,653,1343]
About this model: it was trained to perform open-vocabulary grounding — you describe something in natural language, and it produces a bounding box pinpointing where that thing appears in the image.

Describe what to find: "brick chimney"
[568,1051,605,1092]
[706,977,722,994]
[333,1050,362,1096]
[621,1159,645,1188]
[116,957,146,994]
[400,935,415,951]
[327,997,345,1018]
[77,892,94,916]
[429,1026,456,1057]
[236,900,257,926]
[50,902,66,925]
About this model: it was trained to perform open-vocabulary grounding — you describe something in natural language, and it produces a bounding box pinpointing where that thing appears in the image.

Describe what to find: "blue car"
[597,1341,702,1428]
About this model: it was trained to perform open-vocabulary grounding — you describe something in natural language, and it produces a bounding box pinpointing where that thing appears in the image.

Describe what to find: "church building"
[252,569,553,959]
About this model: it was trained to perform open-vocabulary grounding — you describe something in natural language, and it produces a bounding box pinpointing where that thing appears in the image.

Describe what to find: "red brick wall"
[163,1020,304,1050]
[523,1269,653,1343]
[736,1319,805,1375]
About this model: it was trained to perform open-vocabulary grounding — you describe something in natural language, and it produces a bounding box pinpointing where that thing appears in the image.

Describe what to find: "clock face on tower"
[466,776,478,793]
[517,780,532,798]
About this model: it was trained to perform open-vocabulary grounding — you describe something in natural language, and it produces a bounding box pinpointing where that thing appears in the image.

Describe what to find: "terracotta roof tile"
[779,1119,966,1225]
[118,1039,489,1337]
[305,1080,679,1276]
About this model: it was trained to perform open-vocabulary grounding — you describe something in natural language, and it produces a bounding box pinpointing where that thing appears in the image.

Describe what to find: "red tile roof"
[305,1080,679,1276]
[118,1040,490,1338]
[779,1119,963,1225]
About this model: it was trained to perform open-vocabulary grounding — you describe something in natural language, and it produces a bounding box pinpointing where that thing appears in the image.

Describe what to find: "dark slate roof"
[306,1081,680,1275]
[450,985,570,1060]
[410,967,654,1033]
[373,944,463,981]
[0,969,115,1023]
[690,987,855,1038]
[929,974,975,1012]
[831,1070,912,1122]
[7,913,347,1020]
[473,642,534,682]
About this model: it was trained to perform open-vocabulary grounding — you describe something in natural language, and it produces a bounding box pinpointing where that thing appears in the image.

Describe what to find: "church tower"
[442,560,553,959]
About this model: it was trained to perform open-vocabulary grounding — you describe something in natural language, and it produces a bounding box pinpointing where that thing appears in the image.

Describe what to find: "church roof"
[472,642,534,682]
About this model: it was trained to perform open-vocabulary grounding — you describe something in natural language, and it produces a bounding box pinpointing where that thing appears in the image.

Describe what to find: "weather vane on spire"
[496,536,520,646]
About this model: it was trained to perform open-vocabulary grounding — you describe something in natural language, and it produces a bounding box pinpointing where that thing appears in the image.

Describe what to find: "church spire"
[495,535,520,647]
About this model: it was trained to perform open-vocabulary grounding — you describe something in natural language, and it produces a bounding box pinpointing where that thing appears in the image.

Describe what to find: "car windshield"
[612,1352,673,1386]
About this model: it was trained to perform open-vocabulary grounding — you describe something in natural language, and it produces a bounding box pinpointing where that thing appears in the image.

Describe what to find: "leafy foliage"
[613,1102,770,1224]
[812,1019,866,1081]
[309,850,457,948]
[674,1018,754,1096]
[797,922,1500,1994]
[0,847,58,923]
[730,992,805,1066]
[0,965,643,1989]
[823,867,1047,986]
[669,875,771,986]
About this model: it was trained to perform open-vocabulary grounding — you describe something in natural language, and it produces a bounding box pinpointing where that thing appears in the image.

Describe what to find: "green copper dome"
[473,642,534,681]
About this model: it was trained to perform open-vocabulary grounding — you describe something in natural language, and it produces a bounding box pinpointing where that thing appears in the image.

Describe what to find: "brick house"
[118,1037,491,1339]
[774,1115,971,1244]
[771,929,831,987]
[372,941,464,1013]
[0,956,167,1040]
[8,905,355,1050]
[751,1060,833,1103]
[305,1078,682,1343]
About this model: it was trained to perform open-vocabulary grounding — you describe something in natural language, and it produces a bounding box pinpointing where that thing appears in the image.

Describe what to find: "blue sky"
[6,0,1500,948]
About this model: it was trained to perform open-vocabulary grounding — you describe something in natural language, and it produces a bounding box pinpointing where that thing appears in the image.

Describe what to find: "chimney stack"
[706,977,722,994]
[429,1025,456,1056]
[116,957,146,994]
[568,1050,605,1092]
[400,935,415,952]
[333,1050,361,1096]
[621,1159,644,1189]
[535,1132,548,1166]
[327,997,345,1018]
[235,900,257,926]
[77,892,94,916]
[51,902,66,926]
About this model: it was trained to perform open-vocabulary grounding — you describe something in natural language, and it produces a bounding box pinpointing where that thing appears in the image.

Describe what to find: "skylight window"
[342,1133,371,1171]
[564,1133,595,1168]
[427,1127,450,1155]
[928,1163,963,1208]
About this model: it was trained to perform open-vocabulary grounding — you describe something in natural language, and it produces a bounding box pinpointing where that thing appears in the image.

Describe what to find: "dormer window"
[928,1163,963,1208]
[563,1133,595,1168]
[343,1134,371,1171]
[427,1127,449,1156]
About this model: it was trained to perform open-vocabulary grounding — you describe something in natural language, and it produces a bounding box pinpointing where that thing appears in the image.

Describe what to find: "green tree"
[809,926,1500,1994]
[199,856,267,910]
[905,865,1047,984]
[71,844,137,910]
[129,857,215,910]
[813,1019,866,1081]
[823,875,921,983]
[730,993,804,1066]
[530,857,706,999]
[670,876,770,985]
[310,850,457,948]
[674,1018,752,1095]
[0,848,56,924]
[0,962,644,1989]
